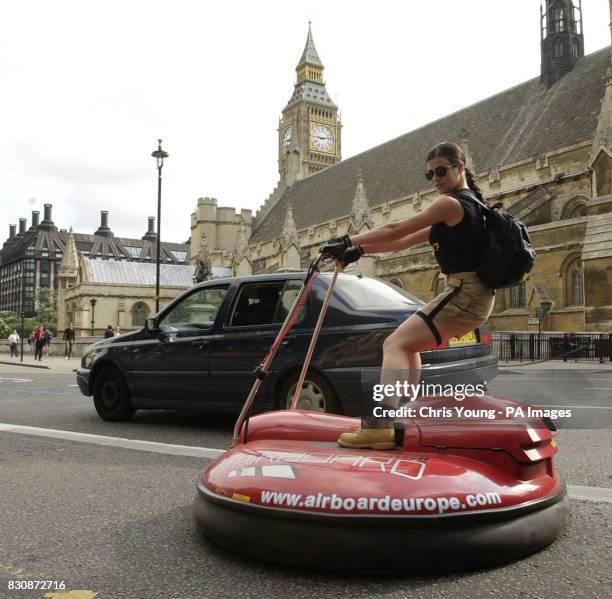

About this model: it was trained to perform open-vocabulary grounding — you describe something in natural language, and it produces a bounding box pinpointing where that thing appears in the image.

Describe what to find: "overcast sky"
[1,0,609,245]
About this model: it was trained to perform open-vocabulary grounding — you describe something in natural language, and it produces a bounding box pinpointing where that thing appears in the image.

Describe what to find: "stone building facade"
[190,5,612,332]
[56,230,193,337]
[0,205,191,335]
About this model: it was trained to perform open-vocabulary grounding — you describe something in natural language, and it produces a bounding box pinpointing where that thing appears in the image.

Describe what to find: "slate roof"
[83,258,194,287]
[0,228,190,266]
[507,187,552,219]
[251,48,610,245]
[297,24,323,69]
[582,211,612,261]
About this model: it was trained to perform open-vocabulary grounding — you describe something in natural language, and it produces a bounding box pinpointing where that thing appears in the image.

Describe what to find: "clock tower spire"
[279,23,341,185]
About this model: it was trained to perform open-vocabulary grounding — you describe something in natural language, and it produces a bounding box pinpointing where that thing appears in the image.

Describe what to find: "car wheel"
[279,370,341,414]
[93,366,136,422]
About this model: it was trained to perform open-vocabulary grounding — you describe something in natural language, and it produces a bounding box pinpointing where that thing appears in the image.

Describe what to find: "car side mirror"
[145,317,158,332]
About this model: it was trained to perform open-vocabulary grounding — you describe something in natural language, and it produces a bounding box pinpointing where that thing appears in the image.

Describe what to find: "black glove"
[339,245,364,266]
[319,234,351,258]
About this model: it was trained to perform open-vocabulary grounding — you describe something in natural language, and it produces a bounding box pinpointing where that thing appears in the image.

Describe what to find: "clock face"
[282,126,293,150]
[311,124,335,153]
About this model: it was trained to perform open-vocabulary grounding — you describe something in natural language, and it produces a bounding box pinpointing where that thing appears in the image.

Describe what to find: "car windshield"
[326,274,424,308]
[159,287,228,332]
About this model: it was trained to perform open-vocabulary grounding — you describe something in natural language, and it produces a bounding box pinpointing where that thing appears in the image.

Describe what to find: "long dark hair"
[426,142,484,202]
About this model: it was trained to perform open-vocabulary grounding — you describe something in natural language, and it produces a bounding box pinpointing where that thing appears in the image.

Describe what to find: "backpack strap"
[450,189,491,213]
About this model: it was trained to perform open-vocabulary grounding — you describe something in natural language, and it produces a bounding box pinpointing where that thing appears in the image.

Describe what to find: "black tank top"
[428,189,486,275]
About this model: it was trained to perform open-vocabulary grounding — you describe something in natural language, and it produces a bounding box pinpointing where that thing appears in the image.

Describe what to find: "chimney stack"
[142,216,157,241]
[9,224,16,239]
[38,203,57,231]
[94,210,114,237]
[18,218,27,235]
[31,210,40,228]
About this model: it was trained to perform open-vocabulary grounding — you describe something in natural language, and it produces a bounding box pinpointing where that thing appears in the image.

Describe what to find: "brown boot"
[338,428,396,450]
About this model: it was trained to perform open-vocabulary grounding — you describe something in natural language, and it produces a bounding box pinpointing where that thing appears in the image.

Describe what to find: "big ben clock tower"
[279,23,341,185]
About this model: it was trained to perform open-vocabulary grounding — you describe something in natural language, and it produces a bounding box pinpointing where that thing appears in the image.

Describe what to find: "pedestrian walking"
[63,325,75,359]
[8,330,20,358]
[104,325,114,339]
[44,328,53,356]
[113,326,121,337]
[33,325,46,361]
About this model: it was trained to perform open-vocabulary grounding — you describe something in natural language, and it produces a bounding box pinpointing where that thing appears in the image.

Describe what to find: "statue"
[194,259,210,284]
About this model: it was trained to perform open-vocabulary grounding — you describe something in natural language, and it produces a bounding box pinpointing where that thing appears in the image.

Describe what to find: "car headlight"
[82,352,94,369]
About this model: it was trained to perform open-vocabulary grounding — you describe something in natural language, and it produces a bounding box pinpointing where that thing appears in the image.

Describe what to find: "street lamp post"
[90,298,97,336]
[20,260,25,362]
[151,139,169,313]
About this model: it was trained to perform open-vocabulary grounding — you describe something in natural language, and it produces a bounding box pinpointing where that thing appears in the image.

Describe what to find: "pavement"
[2,353,611,375]
[0,354,80,373]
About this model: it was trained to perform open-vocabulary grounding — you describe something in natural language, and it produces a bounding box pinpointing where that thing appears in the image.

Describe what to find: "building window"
[562,256,583,307]
[508,282,526,309]
[132,302,148,327]
[567,204,587,218]
[554,40,564,58]
[570,269,582,305]
[389,277,404,290]
[553,7,564,32]
[125,246,142,258]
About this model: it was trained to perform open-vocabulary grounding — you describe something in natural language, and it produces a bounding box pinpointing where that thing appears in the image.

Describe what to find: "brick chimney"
[142,216,157,241]
[38,203,57,231]
[94,210,114,237]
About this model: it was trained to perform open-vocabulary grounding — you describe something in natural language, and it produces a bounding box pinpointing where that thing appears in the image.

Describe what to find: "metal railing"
[492,331,612,363]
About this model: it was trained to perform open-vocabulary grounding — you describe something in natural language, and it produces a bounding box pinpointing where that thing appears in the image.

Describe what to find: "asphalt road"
[1,363,611,598]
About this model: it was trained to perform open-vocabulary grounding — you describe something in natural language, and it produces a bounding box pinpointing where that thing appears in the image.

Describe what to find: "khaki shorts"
[415,271,495,345]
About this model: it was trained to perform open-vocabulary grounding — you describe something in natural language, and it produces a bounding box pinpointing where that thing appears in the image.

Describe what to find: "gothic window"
[389,277,404,290]
[507,282,526,309]
[570,269,582,305]
[563,257,583,306]
[132,302,149,327]
[561,196,589,220]
[553,7,564,32]
[572,39,579,56]
[554,40,564,58]
[567,204,587,219]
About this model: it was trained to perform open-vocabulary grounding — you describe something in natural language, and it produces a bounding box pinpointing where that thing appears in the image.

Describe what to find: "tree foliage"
[34,288,57,332]
[0,312,36,339]
[0,289,57,339]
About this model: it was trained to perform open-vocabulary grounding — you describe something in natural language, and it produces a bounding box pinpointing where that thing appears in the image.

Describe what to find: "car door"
[128,285,229,405]
[208,278,306,409]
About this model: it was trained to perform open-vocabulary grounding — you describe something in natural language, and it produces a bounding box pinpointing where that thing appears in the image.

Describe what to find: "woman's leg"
[338,314,450,449]
[379,314,439,406]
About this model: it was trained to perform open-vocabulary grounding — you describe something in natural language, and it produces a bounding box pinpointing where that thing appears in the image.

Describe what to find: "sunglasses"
[425,164,458,181]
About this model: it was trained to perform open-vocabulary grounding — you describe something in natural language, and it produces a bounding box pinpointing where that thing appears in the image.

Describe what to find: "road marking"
[44,592,98,599]
[0,423,224,459]
[567,485,612,503]
[1,423,611,503]
[0,377,32,383]
[68,384,79,387]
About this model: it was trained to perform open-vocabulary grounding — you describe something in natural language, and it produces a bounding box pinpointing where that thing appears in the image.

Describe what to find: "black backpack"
[470,196,536,289]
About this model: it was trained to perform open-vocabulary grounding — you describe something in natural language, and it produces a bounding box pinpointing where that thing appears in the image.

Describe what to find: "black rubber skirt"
[193,483,569,573]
